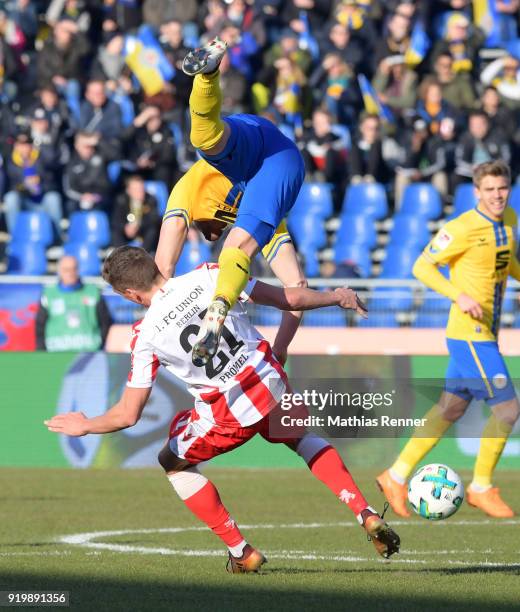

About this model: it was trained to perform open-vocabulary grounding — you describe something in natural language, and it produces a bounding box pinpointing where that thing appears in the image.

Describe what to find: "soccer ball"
[408,463,464,520]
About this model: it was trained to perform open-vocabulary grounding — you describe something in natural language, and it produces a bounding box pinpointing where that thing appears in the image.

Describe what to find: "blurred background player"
[45,246,400,572]
[36,254,112,351]
[377,160,520,519]
[155,38,305,368]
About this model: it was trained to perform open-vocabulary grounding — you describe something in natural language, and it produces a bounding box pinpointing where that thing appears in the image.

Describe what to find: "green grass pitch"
[0,467,519,611]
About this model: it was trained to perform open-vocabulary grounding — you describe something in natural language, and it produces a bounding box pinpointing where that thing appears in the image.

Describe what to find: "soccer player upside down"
[44,246,400,572]
[155,38,306,368]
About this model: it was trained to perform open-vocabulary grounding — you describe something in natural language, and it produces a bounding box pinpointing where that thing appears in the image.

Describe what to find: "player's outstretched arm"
[155,216,188,279]
[44,387,152,436]
[250,281,368,317]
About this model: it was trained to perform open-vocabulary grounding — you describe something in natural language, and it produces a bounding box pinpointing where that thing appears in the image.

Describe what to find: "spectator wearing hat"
[122,106,179,188]
[111,175,160,252]
[63,131,112,214]
[454,110,511,185]
[4,132,63,235]
[431,52,477,112]
[430,12,485,77]
[30,107,69,178]
[31,84,72,142]
[372,54,417,118]
[481,53,520,111]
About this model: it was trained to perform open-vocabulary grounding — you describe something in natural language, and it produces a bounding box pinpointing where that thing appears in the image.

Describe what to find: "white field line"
[52,520,520,567]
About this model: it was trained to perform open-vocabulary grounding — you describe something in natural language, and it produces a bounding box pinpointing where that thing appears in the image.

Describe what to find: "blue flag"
[357,74,394,123]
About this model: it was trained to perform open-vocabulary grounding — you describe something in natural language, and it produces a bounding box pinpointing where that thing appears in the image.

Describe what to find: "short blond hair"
[473,160,511,188]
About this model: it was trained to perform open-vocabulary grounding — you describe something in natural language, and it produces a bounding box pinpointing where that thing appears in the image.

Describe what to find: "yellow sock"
[391,404,453,481]
[189,72,225,150]
[214,247,251,308]
[472,414,513,489]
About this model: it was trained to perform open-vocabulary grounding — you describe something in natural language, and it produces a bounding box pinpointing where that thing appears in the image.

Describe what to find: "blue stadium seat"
[303,305,346,327]
[342,183,388,220]
[11,211,54,246]
[300,246,321,277]
[108,161,121,184]
[290,182,333,219]
[175,241,212,275]
[399,183,442,220]
[68,211,111,248]
[254,306,282,327]
[7,242,47,275]
[370,286,414,311]
[333,243,371,277]
[64,243,101,276]
[509,184,520,216]
[358,312,399,327]
[336,213,377,249]
[389,214,431,249]
[287,213,327,250]
[103,292,140,324]
[452,183,477,217]
[422,289,452,312]
[380,245,422,278]
[501,292,516,314]
[144,180,169,216]
[413,311,450,328]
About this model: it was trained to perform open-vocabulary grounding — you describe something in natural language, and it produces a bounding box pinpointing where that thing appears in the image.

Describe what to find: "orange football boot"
[226,544,267,573]
[376,469,411,518]
[466,487,515,518]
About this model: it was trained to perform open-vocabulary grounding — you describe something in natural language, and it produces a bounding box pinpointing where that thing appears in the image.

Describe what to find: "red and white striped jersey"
[127,263,288,427]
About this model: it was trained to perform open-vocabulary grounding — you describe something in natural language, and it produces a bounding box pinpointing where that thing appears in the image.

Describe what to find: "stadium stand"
[0,1,519,329]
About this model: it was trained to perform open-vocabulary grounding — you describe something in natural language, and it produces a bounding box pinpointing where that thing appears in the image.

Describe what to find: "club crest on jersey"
[429,229,453,254]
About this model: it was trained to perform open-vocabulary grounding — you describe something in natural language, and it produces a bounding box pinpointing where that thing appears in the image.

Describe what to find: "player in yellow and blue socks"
[377,160,520,519]
[181,38,305,366]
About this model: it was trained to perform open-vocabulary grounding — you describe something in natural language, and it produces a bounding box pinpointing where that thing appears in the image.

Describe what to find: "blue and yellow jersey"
[163,159,291,263]
[418,206,520,341]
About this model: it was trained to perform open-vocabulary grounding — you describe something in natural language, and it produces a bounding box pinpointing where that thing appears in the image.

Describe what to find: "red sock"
[308,446,369,516]
[183,480,245,548]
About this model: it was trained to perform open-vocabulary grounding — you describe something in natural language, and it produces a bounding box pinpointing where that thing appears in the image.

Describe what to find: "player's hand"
[334,288,368,318]
[44,412,89,436]
[456,293,483,320]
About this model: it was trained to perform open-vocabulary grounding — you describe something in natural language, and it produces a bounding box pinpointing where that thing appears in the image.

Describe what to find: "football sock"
[213,247,251,308]
[189,72,225,150]
[471,414,513,490]
[168,470,245,549]
[297,436,370,516]
[390,403,453,481]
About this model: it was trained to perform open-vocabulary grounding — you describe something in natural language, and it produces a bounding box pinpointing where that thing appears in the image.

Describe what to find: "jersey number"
[179,309,244,379]
[495,250,510,271]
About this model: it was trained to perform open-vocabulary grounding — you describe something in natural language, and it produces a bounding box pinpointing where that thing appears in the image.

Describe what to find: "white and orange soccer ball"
[408,463,464,520]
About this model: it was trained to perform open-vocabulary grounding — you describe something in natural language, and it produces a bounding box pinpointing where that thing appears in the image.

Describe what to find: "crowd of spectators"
[1,0,520,258]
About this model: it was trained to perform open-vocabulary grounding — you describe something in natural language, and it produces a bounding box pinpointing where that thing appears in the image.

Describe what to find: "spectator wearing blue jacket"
[4,132,62,235]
